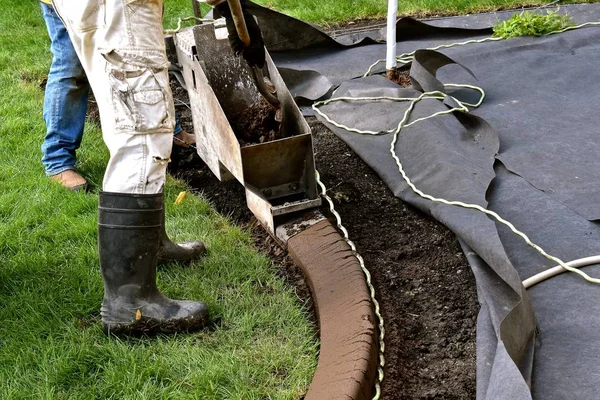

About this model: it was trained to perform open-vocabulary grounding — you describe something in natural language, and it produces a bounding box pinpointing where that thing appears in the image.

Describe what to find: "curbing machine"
[172,22,321,237]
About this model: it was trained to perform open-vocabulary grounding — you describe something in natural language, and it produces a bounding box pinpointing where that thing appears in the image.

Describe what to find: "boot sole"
[102,313,210,336]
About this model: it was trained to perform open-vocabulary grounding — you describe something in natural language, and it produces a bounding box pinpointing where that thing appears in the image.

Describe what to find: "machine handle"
[227,0,281,109]
[227,0,251,47]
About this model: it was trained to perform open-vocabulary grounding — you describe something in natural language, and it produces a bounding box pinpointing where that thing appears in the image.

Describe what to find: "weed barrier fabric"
[255,4,600,399]
[244,0,493,100]
[316,74,537,400]
[269,25,490,94]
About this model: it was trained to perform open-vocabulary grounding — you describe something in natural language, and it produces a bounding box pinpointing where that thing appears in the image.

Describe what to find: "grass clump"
[493,9,575,38]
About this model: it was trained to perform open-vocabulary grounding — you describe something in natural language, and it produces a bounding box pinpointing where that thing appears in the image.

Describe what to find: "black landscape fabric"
[259,4,600,400]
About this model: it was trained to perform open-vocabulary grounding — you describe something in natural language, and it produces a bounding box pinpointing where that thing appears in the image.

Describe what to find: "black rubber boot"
[157,194,206,264]
[98,192,209,335]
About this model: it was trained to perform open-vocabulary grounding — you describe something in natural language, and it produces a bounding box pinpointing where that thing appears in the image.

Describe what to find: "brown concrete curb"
[287,220,378,400]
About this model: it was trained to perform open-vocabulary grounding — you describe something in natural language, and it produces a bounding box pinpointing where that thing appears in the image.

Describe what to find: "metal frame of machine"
[172,22,321,237]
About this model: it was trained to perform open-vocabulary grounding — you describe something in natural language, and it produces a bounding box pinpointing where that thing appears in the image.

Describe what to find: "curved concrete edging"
[287,219,379,400]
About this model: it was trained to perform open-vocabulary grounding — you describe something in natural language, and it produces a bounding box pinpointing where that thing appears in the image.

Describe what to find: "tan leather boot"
[50,169,87,192]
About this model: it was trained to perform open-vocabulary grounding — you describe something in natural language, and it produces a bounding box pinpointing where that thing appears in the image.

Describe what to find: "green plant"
[493,9,576,39]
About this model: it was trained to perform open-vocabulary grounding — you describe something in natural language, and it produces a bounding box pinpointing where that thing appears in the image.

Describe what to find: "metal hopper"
[173,22,320,236]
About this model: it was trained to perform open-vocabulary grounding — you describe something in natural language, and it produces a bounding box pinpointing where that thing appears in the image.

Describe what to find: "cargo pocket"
[104,50,174,134]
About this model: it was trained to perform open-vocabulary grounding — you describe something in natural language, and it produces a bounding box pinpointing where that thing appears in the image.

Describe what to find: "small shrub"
[493,10,575,39]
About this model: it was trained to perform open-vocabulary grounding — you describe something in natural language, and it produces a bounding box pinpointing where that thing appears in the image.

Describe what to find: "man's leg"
[41,2,88,190]
[52,0,208,334]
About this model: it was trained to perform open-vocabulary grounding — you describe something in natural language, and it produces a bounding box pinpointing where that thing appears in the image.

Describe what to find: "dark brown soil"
[232,99,282,145]
[87,93,100,125]
[309,120,478,399]
[170,76,284,146]
[388,69,412,88]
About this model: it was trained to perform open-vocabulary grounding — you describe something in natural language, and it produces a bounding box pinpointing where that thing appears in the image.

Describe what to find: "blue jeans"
[41,2,89,176]
[41,3,183,177]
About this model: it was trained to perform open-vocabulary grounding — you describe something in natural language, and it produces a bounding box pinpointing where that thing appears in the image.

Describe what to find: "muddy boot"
[157,193,207,264]
[98,192,209,335]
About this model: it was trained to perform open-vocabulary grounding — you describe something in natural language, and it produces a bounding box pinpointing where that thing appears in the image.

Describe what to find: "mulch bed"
[169,76,479,399]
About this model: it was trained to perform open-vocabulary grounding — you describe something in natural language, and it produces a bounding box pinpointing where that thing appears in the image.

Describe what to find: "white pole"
[386,0,398,76]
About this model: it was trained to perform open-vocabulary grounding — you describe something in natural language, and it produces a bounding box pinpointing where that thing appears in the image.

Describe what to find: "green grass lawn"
[0,1,317,399]
[165,0,600,26]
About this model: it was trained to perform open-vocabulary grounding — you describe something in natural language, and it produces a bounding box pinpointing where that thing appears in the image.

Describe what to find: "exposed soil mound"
[232,100,281,145]
[387,69,412,88]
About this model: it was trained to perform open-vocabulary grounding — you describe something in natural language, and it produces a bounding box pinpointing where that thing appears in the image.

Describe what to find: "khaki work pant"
[51,0,174,194]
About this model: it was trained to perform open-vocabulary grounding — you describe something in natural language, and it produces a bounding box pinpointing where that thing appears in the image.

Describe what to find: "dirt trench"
[168,75,478,398]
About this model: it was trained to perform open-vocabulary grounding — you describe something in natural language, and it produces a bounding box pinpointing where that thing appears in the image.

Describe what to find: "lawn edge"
[288,220,378,400]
